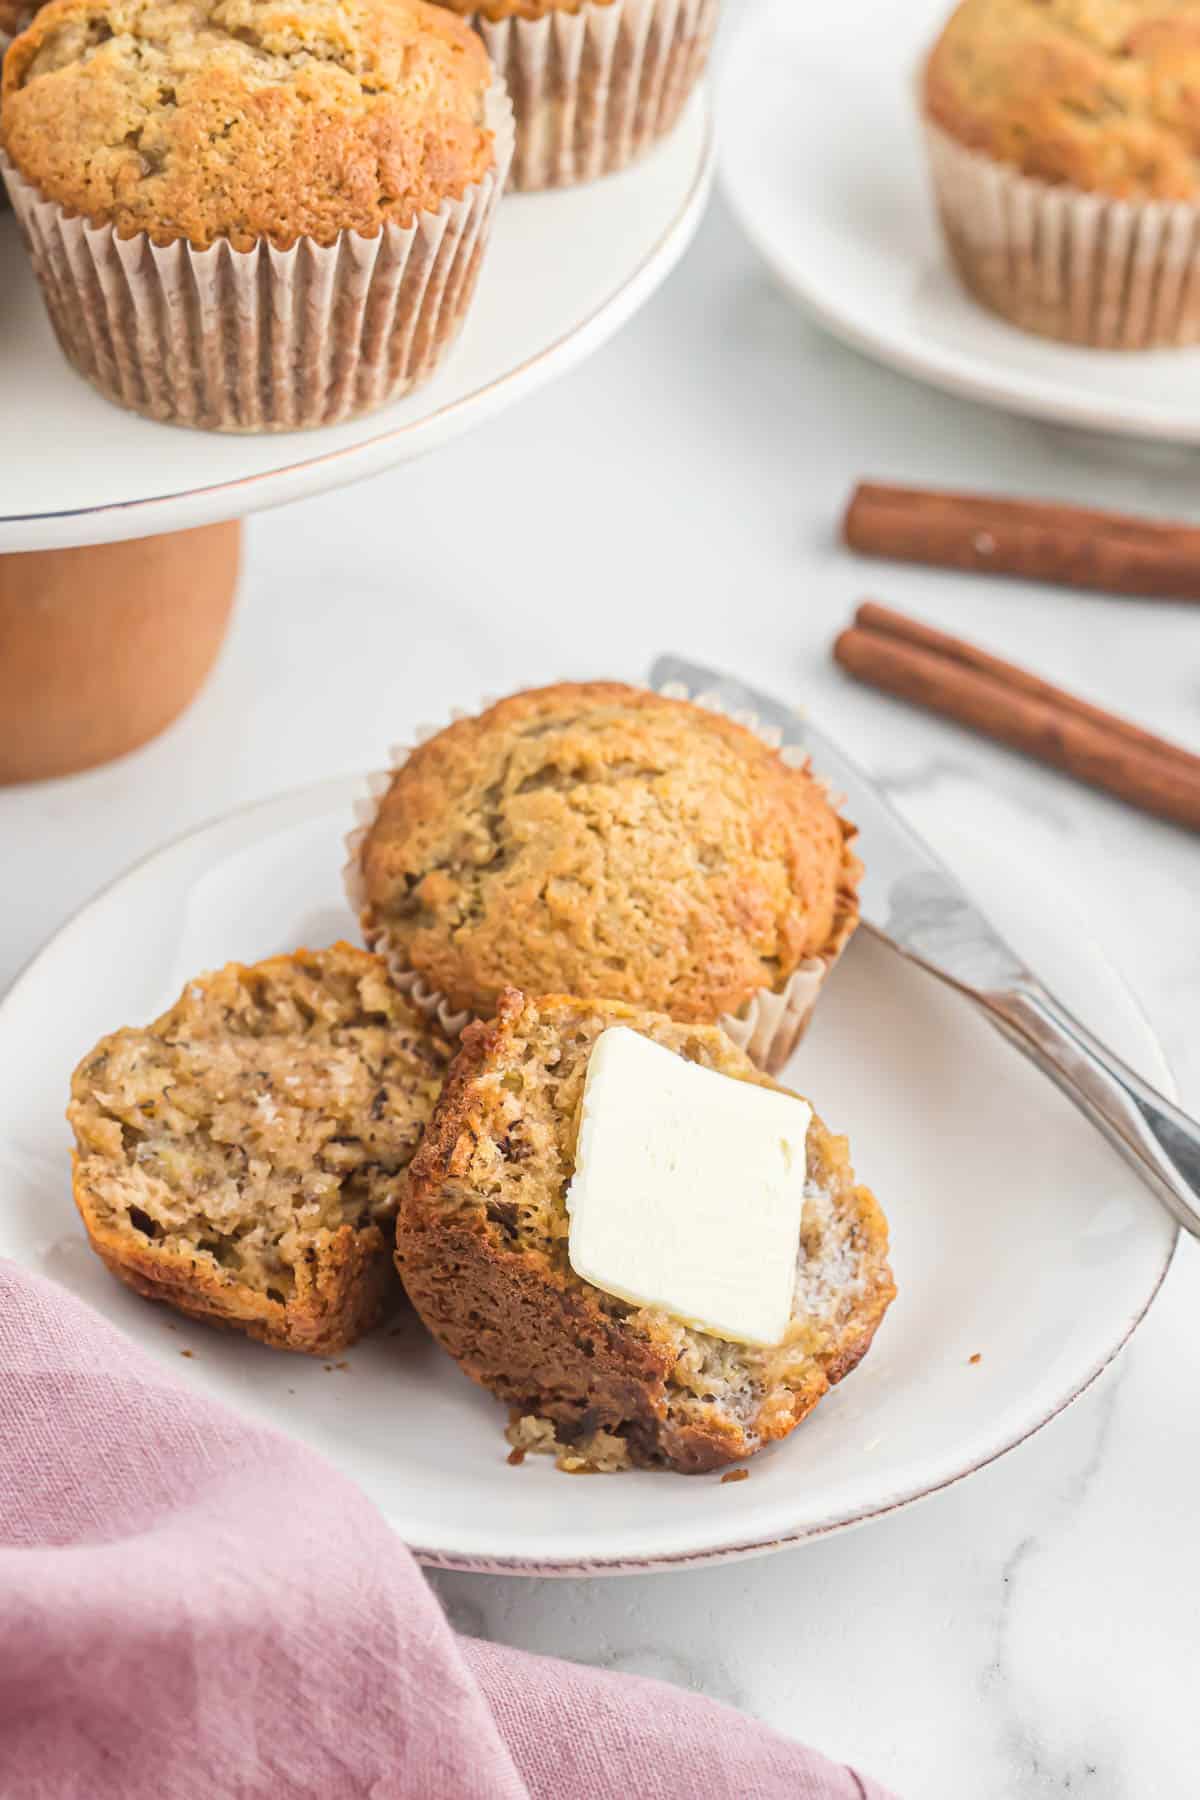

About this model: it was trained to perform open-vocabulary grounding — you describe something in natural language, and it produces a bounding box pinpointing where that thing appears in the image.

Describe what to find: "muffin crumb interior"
[70,948,446,1301]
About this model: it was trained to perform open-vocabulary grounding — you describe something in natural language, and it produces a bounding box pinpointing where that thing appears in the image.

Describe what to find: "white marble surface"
[3,191,1200,1798]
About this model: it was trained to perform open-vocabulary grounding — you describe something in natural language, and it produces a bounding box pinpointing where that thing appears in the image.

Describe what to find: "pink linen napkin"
[0,1260,895,1799]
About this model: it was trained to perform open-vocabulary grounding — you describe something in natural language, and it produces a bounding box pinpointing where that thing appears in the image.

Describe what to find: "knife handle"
[985,986,1200,1240]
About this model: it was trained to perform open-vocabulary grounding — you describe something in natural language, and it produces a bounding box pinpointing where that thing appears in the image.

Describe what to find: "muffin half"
[68,944,452,1354]
[397,990,895,1473]
[350,681,861,1073]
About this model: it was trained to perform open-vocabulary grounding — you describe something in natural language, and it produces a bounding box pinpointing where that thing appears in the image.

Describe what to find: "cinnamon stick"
[833,602,1200,831]
[844,482,1200,599]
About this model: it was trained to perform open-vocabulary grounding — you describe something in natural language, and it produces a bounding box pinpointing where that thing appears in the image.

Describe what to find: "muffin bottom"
[476,0,717,192]
[925,120,1200,350]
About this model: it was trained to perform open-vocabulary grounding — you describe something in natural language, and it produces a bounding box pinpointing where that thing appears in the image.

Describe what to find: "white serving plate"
[719,0,1200,444]
[0,94,711,552]
[0,777,1176,1572]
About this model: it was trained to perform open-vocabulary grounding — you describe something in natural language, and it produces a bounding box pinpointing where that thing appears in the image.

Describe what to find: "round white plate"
[720,0,1200,444]
[0,95,711,553]
[0,777,1176,1573]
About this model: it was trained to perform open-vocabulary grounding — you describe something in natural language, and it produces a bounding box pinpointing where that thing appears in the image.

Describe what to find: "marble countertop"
[4,192,1199,1799]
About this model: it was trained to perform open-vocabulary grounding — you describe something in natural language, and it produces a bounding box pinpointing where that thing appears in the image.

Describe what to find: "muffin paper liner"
[659,684,860,1074]
[469,0,717,192]
[924,117,1200,349]
[0,80,513,431]
[343,684,860,1076]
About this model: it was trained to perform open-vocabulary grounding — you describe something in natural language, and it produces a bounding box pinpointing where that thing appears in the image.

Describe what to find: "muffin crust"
[69,944,452,1353]
[925,0,1200,200]
[398,990,895,1473]
[2,0,495,247]
[357,682,860,1026]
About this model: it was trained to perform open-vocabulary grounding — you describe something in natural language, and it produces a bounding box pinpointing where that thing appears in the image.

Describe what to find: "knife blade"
[650,653,1030,997]
[649,653,1200,1240]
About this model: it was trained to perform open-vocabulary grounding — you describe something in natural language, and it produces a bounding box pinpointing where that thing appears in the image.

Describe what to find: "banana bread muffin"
[69,944,452,1355]
[351,682,860,1072]
[922,0,1200,345]
[1,0,512,425]
[397,990,895,1473]
[430,0,717,190]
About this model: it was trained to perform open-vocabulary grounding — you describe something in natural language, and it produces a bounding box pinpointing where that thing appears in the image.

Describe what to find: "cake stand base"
[0,521,241,784]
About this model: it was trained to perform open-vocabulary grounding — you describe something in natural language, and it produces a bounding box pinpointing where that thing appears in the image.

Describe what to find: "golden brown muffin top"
[357,681,860,1025]
[1,0,495,248]
[925,0,1200,199]
[432,1,610,19]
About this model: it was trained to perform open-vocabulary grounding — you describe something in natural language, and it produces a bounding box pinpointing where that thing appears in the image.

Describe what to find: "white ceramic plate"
[720,0,1200,444]
[0,778,1176,1572]
[0,95,711,553]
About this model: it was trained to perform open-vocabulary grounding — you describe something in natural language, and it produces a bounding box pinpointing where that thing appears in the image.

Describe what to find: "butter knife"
[651,654,1200,1240]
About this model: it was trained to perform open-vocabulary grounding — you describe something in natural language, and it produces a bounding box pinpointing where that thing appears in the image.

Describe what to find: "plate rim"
[0,95,714,552]
[0,774,1179,1575]
[717,0,1200,446]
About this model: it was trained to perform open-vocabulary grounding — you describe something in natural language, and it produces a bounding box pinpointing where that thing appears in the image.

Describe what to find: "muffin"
[348,681,861,1073]
[430,0,717,190]
[923,0,1200,347]
[397,990,895,1473]
[68,944,453,1354]
[0,0,513,428]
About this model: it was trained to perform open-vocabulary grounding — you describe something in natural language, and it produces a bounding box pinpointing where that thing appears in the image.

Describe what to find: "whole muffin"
[0,0,513,427]
[923,0,1200,346]
[397,991,895,1474]
[350,682,860,1072]
[430,0,717,190]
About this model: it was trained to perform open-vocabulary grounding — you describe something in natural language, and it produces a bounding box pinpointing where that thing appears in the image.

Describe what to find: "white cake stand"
[0,96,713,778]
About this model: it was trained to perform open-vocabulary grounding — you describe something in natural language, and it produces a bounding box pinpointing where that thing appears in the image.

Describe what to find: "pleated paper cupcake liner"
[343,683,860,1075]
[0,79,513,432]
[924,117,1200,350]
[472,0,717,193]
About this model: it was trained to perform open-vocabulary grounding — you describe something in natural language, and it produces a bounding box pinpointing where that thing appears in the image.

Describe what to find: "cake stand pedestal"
[0,95,713,781]
[0,524,241,783]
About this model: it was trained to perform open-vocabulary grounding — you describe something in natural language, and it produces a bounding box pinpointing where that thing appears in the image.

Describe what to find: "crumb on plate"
[505,1411,632,1474]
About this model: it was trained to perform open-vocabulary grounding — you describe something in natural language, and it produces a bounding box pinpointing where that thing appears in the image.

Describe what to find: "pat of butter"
[565,1027,812,1348]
